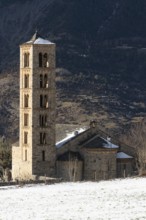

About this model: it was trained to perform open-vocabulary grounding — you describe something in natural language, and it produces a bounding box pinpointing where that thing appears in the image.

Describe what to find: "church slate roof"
[82,136,107,148]
[82,136,119,149]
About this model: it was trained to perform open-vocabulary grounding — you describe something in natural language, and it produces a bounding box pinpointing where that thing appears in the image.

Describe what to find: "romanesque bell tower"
[12,32,56,180]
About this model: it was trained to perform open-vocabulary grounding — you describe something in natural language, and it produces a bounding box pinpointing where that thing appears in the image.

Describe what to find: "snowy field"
[0,178,146,220]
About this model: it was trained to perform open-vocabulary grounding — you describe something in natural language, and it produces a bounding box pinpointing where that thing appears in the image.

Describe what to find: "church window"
[24,113,29,126]
[42,150,45,161]
[39,53,43,67]
[24,53,29,68]
[24,94,29,108]
[40,132,46,144]
[40,95,48,108]
[24,132,28,144]
[40,74,43,88]
[39,115,42,126]
[25,149,27,161]
[43,53,48,67]
[40,74,48,88]
[44,95,48,108]
[40,95,43,108]
[39,53,49,68]
[39,115,47,127]
[44,74,48,88]
[44,115,47,126]
[27,53,30,67]
[24,74,29,88]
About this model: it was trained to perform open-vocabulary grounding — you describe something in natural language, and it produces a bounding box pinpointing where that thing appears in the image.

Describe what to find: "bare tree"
[122,119,146,175]
[0,137,11,172]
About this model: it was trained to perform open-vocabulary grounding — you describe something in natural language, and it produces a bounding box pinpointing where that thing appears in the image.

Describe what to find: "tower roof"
[23,31,54,45]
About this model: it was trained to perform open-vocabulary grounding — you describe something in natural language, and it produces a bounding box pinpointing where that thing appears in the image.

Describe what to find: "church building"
[12,33,135,181]
[12,32,56,180]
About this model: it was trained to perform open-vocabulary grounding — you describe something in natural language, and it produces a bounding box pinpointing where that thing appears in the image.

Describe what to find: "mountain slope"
[0,0,146,139]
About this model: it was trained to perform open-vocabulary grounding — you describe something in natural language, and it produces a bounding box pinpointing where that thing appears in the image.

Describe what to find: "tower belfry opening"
[12,32,56,180]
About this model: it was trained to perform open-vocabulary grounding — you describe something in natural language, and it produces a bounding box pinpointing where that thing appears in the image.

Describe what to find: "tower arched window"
[24,53,29,68]
[40,74,43,88]
[40,95,48,108]
[39,114,47,127]
[43,53,48,67]
[24,131,28,144]
[45,115,47,126]
[39,53,43,67]
[24,113,29,126]
[42,150,45,161]
[40,132,46,144]
[24,74,29,88]
[44,95,48,108]
[27,53,29,67]
[24,53,27,67]
[24,94,29,108]
[40,95,43,108]
[44,74,48,88]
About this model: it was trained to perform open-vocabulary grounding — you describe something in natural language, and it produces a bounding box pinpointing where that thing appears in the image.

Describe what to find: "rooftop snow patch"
[102,138,119,149]
[26,38,54,45]
[117,152,133,159]
[33,37,53,44]
[56,128,86,148]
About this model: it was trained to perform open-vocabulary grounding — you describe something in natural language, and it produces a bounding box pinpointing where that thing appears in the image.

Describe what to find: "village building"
[12,33,135,181]
[56,121,135,181]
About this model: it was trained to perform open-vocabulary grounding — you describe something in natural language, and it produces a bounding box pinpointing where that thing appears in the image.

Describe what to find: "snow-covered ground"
[0,178,146,220]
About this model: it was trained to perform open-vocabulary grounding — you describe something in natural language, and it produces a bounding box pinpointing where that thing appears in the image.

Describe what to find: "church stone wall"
[82,149,117,181]
[12,145,32,180]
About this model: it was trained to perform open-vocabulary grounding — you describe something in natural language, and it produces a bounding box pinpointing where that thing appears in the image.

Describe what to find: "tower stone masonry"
[12,32,56,180]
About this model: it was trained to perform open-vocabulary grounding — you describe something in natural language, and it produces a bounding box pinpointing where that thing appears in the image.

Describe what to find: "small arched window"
[24,74,29,88]
[27,53,29,67]
[43,53,48,67]
[39,115,47,127]
[24,113,29,126]
[44,95,48,108]
[24,53,27,67]
[40,95,48,108]
[24,132,28,144]
[40,133,46,145]
[45,115,47,126]
[40,74,43,88]
[24,94,29,107]
[39,53,43,67]
[44,74,48,88]
[24,53,29,68]
[40,95,43,108]
[42,150,45,161]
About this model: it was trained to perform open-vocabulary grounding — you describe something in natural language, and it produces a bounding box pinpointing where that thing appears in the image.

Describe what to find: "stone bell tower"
[12,32,56,180]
